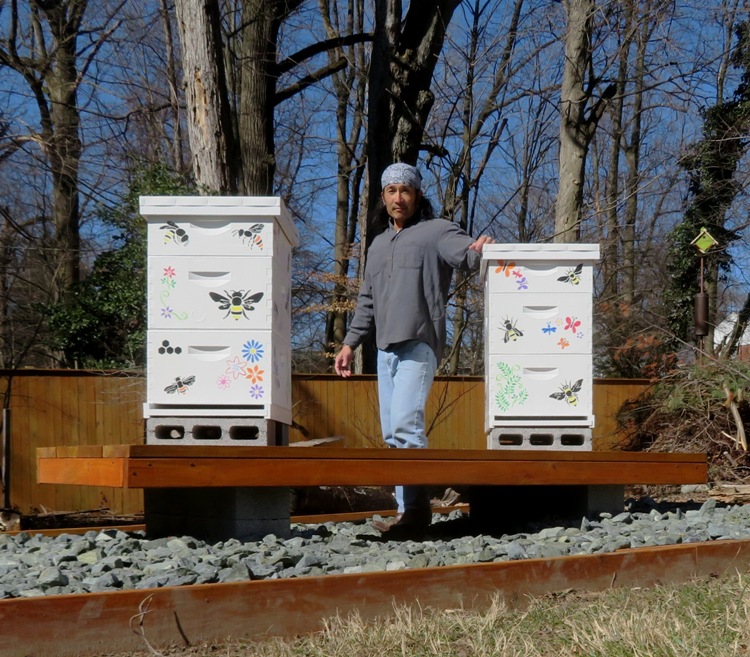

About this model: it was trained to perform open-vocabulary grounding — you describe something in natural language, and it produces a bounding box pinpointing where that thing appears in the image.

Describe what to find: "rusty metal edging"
[1,538,750,657]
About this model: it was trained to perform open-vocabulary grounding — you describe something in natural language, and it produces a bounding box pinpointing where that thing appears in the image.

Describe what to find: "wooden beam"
[37,445,707,489]
[37,457,127,488]
[124,456,706,488]
[48,444,706,463]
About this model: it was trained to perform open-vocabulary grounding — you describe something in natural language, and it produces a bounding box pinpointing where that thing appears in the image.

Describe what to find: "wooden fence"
[0,371,650,515]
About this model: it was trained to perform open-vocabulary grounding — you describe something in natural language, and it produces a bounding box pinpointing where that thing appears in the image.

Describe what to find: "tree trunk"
[238,0,283,195]
[554,0,614,243]
[602,7,630,302]
[367,0,461,209]
[622,0,647,305]
[555,0,594,242]
[175,0,239,193]
[159,0,186,174]
[320,0,367,363]
[359,0,460,373]
[38,1,86,297]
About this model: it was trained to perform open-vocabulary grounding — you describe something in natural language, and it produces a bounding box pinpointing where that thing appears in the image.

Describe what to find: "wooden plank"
[1,538,749,657]
[60,375,80,512]
[37,458,127,488]
[102,444,133,458]
[55,445,105,458]
[38,443,706,465]
[120,445,705,463]
[20,377,43,511]
[123,456,705,488]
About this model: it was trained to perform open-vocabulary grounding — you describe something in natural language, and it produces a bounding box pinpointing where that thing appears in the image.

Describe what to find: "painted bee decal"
[558,263,582,285]
[502,318,524,343]
[550,379,583,407]
[209,289,264,320]
[233,224,264,250]
[161,221,189,246]
[164,375,196,394]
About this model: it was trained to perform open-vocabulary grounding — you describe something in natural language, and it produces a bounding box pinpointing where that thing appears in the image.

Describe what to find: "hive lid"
[139,195,299,247]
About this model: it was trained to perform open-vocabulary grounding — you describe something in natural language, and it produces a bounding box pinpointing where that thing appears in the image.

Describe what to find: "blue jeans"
[377,340,437,513]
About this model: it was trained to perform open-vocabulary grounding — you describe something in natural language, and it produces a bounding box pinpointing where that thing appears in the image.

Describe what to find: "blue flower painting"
[242,339,265,363]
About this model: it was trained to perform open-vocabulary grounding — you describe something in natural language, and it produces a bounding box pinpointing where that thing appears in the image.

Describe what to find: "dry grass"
[135,570,750,657]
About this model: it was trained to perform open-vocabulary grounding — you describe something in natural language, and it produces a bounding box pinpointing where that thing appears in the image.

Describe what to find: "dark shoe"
[372,509,431,535]
[371,513,401,533]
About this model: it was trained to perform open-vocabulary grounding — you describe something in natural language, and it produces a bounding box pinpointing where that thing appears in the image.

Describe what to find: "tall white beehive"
[482,243,600,450]
[140,196,298,445]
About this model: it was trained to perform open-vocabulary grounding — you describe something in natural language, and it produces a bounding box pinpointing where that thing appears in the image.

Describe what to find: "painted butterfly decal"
[564,316,581,333]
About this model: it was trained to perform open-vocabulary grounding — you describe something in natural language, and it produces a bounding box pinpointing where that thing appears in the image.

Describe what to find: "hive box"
[140,196,299,444]
[482,243,600,450]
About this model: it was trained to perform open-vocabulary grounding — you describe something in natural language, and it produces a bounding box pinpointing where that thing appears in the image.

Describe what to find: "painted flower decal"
[246,365,264,384]
[217,375,231,390]
[226,356,247,380]
[242,339,264,363]
[160,306,174,319]
[161,266,177,287]
[249,384,264,399]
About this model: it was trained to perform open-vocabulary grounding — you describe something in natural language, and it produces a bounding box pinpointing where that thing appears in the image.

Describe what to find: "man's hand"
[468,235,494,253]
[334,344,354,378]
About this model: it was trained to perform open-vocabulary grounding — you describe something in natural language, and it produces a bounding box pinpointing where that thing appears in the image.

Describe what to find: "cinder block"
[145,416,288,446]
[488,426,592,451]
[144,487,292,541]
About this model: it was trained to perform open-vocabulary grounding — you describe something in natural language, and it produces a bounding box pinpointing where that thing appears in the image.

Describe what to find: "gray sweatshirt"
[343,217,481,363]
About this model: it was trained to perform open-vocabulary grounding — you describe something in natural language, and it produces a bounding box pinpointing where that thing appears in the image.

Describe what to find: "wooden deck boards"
[37,445,707,489]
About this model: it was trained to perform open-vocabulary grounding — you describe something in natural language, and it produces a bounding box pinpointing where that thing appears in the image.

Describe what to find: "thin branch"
[275,57,348,105]
[275,32,374,76]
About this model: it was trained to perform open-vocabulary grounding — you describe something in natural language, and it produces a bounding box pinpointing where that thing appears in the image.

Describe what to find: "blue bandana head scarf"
[381,163,422,191]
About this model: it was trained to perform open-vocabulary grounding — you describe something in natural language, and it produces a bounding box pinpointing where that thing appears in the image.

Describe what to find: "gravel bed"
[2,497,749,598]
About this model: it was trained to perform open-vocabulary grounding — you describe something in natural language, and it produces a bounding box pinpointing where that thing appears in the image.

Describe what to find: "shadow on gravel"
[358,495,730,543]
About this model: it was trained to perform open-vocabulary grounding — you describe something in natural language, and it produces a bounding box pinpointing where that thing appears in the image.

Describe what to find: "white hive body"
[140,196,299,445]
[481,243,600,451]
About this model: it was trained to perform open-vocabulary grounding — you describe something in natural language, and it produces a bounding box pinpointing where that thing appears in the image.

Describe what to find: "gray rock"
[1,496,750,598]
[38,567,69,588]
[505,541,526,560]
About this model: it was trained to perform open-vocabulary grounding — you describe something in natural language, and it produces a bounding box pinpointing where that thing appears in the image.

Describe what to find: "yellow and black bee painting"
[557,263,583,286]
[502,317,524,343]
[160,221,189,246]
[164,375,196,394]
[549,379,583,407]
[233,224,265,250]
[209,289,264,320]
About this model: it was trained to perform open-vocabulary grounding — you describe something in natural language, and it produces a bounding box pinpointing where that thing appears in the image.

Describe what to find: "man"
[334,163,493,535]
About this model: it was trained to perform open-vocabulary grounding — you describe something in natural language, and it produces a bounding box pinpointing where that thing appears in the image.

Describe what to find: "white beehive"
[140,196,298,439]
[482,243,600,450]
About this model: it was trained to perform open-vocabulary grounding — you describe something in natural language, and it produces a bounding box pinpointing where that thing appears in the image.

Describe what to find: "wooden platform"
[37,445,707,489]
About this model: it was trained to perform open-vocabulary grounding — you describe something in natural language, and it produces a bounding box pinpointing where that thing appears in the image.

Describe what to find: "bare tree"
[320,0,368,359]
[432,0,534,373]
[366,0,461,213]
[554,0,615,243]
[0,0,133,369]
[0,0,91,297]
[174,0,240,192]
[176,0,368,195]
